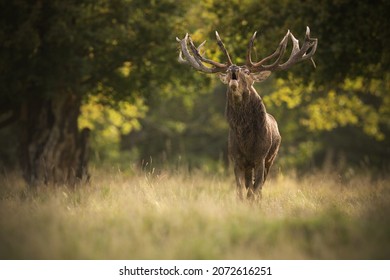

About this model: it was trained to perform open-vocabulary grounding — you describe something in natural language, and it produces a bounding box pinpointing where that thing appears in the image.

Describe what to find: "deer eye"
[243,69,250,75]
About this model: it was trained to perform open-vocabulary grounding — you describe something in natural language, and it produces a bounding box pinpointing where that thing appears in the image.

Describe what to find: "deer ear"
[251,71,271,83]
[219,73,229,84]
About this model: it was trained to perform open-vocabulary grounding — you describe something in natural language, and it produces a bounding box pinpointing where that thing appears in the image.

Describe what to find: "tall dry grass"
[0,168,389,259]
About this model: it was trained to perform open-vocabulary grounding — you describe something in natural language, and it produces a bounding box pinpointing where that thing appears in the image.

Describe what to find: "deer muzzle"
[229,79,239,91]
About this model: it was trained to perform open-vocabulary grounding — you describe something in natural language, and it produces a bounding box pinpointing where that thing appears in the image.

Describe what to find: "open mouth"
[231,72,238,80]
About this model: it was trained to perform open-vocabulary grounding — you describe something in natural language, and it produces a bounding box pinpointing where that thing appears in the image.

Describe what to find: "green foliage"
[0,0,389,173]
[0,0,188,105]
[120,76,229,170]
[79,94,147,164]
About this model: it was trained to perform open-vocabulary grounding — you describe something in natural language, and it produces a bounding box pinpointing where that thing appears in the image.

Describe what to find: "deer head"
[176,27,318,97]
[218,65,272,102]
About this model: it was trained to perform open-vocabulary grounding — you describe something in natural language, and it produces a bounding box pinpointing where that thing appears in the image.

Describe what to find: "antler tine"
[246,31,257,67]
[188,35,228,69]
[176,32,231,73]
[215,31,233,66]
[247,30,290,72]
[305,26,318,68]
[278,26,318,70]
[258,30,290,69]
[176,34,204,71]
[247,27,318,72]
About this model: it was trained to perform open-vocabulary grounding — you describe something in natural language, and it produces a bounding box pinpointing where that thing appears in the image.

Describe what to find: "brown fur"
[221,67,281,200]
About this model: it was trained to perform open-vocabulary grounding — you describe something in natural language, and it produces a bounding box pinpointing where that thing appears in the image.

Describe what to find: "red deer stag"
[176,27,317,200]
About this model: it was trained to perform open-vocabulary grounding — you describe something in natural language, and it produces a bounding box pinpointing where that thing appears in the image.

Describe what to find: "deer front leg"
[234,164,245,200]
[248,160,265,200]
[244,168,253,190]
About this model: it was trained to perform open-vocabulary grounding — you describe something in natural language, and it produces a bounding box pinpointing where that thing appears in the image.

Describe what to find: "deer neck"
[225,86,267,128]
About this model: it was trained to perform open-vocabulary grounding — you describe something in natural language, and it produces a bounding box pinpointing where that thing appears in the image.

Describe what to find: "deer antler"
[246,26,318,72]
[176,32,233,73]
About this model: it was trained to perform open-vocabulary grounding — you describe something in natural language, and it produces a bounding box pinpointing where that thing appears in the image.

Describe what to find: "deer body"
[224,68,281,199]
[177,27,317,200]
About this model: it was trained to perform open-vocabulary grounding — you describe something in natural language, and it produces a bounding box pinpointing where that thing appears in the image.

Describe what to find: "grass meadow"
[0,167,389,260]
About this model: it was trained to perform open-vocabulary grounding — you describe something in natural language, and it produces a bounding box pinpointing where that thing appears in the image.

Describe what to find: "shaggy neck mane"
[225,87,267,129]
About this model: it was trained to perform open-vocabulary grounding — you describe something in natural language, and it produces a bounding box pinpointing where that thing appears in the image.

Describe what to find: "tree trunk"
[19,92,90,187]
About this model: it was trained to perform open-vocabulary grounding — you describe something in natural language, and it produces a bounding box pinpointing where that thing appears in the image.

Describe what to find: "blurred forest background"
[0,0,389,186]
